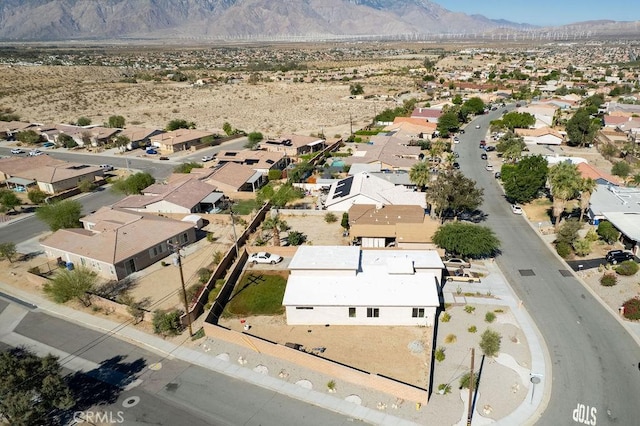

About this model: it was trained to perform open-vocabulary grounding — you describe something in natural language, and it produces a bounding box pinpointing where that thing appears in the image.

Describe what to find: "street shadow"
[65,355,147,413]
[470,354,486,422]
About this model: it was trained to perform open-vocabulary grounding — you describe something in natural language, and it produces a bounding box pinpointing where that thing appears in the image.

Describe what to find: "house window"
[348,307,356,318]
[366,308,380,318]
[295,306,313,310]
[182,233,188,243]
[412,308,425,318]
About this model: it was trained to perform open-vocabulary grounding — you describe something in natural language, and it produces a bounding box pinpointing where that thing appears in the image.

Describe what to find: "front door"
[124,258,136,275]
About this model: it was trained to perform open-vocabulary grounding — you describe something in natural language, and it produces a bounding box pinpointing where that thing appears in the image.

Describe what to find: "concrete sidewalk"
[443,261,549,426]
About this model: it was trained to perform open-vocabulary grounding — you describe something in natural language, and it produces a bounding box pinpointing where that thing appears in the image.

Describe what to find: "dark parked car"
[605,250,635,264]
[494,171,501,179]
[479,140,486,148]
[485,146,496,152]
[452,162,460,169]
[481,153,488,160]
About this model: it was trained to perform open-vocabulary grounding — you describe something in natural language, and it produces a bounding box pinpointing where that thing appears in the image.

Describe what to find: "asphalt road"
[0,298,356,426]
[458,111,640,426]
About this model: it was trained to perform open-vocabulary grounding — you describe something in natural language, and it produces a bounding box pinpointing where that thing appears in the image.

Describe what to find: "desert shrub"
[287,231,306,246]
[28,188,47,204]
[197,268,212,284]
[437,383,452,394]
[485,311,496,323]
[572,239,591,257]
[556,241,572,258]
[556,219,582,245]
[435,347,446,362]
[77,179,96,193]
[600,273,617,287]
[444,334,457,344]
[212,250,223,265]
[324,212,337,223]
[186,284,204,304]
[459,371,478,389]
[152,309,183,337]
[494,309,504,313]
[464,305,476,314]
[206,233,216,242]
[584,228,599,242]
[622,297,640,320]
[468,325,477,333]
[479,329,502,357]
[616,260,639,276]
[268,169,282,181]
[441,312,451,322]
[597,221,620,244]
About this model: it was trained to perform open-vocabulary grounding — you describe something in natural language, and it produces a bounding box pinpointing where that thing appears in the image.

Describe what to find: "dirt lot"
[0,61,418,138]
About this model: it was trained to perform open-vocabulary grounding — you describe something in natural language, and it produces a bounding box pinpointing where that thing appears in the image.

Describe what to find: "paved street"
[457,115,640,426]
[0,297,359,426]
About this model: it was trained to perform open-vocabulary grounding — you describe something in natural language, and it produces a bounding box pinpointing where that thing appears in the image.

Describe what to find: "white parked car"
[249,252,283,265]
[202,155,214,162]
[475,124,481,129]
[99,164,114,171]
[10,148,23,154]
[443,258,471,269]
[28,149,43,156]
[511,204,523,215]
[485,164,494,171]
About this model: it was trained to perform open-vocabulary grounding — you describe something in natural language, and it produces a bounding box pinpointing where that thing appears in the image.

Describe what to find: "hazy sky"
[435,0,640,26]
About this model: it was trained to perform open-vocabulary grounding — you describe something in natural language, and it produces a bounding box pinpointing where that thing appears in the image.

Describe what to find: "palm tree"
[578,177,597,223]
[548,162,581,230]
[409,161,431,190]
[262,214,289,246]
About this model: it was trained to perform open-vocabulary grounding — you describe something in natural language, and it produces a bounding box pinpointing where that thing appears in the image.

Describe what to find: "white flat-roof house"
[282,246,443,326]
[589,184,640,254]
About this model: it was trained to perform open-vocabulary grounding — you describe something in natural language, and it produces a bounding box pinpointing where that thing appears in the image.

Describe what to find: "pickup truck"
[445,268,481,283]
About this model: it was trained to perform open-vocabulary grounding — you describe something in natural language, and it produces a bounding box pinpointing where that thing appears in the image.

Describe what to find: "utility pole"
[167,240,193,337]
[349,112,353,136]
[229,204,239,257]
[467,347,475,426]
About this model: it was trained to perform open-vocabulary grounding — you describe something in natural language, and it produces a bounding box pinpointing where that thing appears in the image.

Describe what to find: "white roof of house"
[288,245,361,270]
[283,270,439,307]
[360,249,445,269]
[602,212,640,242]
[590,185,640,216]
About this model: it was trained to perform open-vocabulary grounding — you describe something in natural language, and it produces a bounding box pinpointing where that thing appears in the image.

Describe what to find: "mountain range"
[0,0,636,41]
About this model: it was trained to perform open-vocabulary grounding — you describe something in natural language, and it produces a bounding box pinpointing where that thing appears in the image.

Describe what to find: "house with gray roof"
[40,207,196,280]
[588,184,640,253]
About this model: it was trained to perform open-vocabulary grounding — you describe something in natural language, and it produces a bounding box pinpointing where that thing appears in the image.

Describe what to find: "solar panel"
[332,175,354,199]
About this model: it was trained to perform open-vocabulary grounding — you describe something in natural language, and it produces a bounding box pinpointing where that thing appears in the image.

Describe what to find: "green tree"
[578,178,597,222]
[432,222,500,258]
[262,214,289,246]
[496,132,526,163]
[174,162,203,174]
[113,135,130,151]
[0,242,17,263]
[166,119,196,131]
[43,266,98,307]
[35,200,82,231]
[502,155,548,203]
[245,132,263,149]
[597,221,620,244]
[548,162,581,230]
[0,189,22,212]
[152,309,183,337]
[479,329,502,357]
[57,133,77,148]
[349,83,364,96]
[425,171,484,220]
[27,188,47,204]
[611,161,631,178]
[107,115,125,128]
[566,108,600,147]
[222,122,233,136]
[436,111,460,137]
[287,230,306,246]
[497,112,535,130]
[16,129,41,144]
[111,172,155,195]
[77,116,91,126]
[409,161,431,190]
[341,212,350,230]
[462,97,485,115]
[556,219,582,245]
[0,347,75,424]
